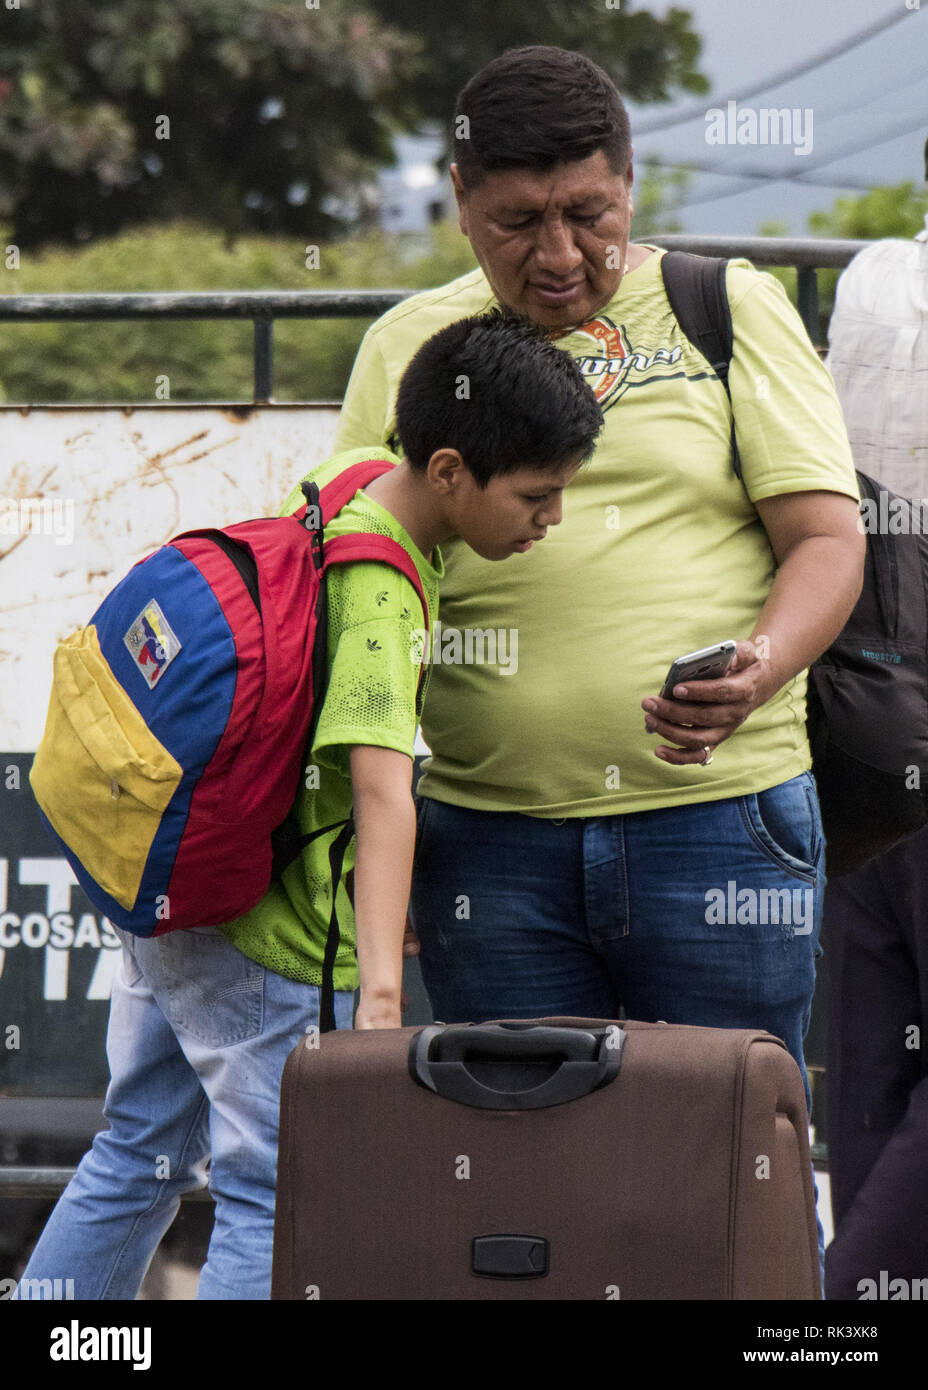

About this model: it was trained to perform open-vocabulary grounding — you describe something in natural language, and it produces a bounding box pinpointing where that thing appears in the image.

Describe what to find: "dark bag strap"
[660,250,741,480]
[270,816,351,881]
[318,816,356,1033]
[271,810,355,1032]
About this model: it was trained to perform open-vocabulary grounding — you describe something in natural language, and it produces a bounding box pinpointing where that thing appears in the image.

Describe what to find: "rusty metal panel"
[0,404,340,752]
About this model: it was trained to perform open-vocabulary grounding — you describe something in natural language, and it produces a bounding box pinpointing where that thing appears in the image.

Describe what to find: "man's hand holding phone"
[642,638,773,766]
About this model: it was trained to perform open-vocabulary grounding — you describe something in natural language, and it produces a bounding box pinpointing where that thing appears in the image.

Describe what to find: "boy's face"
[446,454,584,561]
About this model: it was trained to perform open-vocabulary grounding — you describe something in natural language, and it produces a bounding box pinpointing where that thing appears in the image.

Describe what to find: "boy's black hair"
[394,309,603,487]
[453,46,631,191]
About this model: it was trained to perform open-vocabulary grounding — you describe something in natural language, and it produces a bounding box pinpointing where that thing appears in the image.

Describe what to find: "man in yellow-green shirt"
[332,45,863,1240]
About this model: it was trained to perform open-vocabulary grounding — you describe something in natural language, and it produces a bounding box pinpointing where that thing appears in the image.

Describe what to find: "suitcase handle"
[408,1021,625,1110]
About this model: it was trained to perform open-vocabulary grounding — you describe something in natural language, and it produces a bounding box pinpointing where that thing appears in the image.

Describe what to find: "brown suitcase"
[272,1017,821,1300]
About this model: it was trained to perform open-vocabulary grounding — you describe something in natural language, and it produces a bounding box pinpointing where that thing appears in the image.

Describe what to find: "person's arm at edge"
[349,743,416,1028]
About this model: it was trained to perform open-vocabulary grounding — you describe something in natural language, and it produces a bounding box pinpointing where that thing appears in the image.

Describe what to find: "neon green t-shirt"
[219,448,442,987]
[333,249,859,815]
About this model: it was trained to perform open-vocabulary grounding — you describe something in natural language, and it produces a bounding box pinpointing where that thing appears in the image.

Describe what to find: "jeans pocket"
[147,929,266,1047]
[740,775,821,881]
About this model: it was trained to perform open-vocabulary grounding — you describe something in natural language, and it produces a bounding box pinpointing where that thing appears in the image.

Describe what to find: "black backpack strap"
[268,810,354,1032]
[270,816,351,879]
[660,250,742,481]
[319,815,355,1033]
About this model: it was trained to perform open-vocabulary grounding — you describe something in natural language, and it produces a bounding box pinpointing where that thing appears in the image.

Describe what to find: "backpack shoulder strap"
[661,250,734,385]
[288,456,400,529]
[317,457,398,525]
[321,532,430,635]
[297,455,431,630]
[660,250,741,481]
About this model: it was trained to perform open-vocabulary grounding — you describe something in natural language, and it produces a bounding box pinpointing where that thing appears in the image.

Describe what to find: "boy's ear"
[426,447,468,493]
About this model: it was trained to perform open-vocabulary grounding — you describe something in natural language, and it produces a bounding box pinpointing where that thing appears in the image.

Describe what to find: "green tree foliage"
[365,0,708,129]
[0,0,706,249]
[808,182,928,241]
[0,0,420,248]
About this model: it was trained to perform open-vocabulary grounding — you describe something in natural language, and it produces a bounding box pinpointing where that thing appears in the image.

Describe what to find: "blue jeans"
[14,926,354,1301]
[410,772,826,1281]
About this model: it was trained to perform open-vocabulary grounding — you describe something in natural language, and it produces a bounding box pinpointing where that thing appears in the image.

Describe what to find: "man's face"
[451,148,634,330]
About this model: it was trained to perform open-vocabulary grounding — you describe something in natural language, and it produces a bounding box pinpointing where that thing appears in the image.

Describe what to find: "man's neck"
[625,242,656,272]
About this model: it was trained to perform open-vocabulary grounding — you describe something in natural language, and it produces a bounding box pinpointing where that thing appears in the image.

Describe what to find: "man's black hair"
[453,46,631,190]
[394,309,603,487]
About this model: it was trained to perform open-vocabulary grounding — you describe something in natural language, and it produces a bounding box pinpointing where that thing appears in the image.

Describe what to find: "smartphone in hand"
[659,641,737,700]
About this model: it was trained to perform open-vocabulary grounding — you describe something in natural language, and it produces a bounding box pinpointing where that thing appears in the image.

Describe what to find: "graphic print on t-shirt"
[562,315,690,410]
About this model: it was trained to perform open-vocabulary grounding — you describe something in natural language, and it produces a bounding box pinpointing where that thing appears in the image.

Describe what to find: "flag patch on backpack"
[123,599,182,688]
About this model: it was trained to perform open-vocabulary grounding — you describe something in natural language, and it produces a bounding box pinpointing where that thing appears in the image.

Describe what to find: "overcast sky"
[624,0,928,235]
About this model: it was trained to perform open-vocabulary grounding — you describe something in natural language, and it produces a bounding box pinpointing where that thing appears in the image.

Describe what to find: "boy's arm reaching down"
[349,744,417,1029]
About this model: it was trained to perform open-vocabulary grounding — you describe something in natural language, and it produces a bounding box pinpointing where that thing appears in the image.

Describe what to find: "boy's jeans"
[410,770,826,1284]
[14,926,353,1301]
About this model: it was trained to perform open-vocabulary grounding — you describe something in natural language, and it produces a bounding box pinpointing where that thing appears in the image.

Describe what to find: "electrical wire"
[653,111,928,212]
[805,63,927,124]
[632,5,916,136]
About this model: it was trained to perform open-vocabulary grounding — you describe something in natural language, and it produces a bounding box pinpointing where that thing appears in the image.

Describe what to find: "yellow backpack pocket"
[29,626,183,910]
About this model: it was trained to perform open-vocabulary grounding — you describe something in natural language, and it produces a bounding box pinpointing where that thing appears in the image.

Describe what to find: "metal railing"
[0,235,870,403]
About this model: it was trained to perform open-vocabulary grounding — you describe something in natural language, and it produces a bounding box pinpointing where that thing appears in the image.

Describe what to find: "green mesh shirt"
[218,447,443,987]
